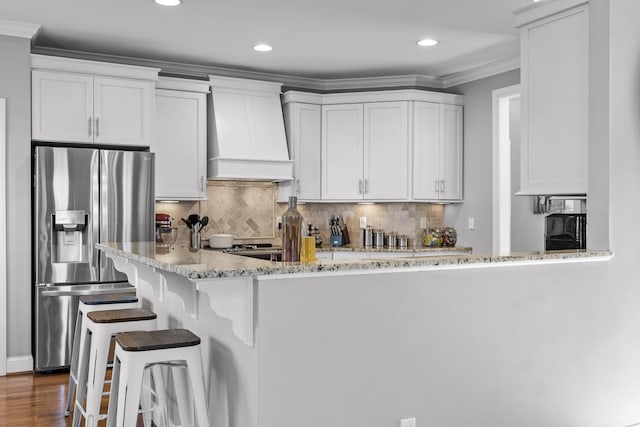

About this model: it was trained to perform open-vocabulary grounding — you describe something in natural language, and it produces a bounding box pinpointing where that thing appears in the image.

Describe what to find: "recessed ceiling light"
[417,38,438,47]
[154,0,181,6]
[253,44,273,52]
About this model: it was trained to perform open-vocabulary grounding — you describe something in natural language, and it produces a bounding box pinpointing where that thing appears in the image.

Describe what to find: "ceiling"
[0,0,533,81]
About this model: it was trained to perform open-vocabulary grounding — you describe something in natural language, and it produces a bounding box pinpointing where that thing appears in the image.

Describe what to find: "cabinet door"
[440,104,463,200]
[364,102,409,200]
[153,90,207,200]
[322,104,364,200]
[32,70,94,143]
[412,101,440,200]
[94,77,153,146]
[290,103,322,200]
[520,5,588,194]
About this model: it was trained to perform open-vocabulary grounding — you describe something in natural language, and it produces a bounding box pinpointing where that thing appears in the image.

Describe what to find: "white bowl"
[208,234,235,249]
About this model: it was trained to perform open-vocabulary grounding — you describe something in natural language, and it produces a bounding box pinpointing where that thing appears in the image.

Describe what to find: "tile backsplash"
[156,181,446,247]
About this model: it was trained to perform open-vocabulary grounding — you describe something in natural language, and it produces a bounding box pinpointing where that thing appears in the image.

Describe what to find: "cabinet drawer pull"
[434,180,439,195]
[296,179,300,193]
[95,117,99,137]
[364,179,369,194]
[441,180,445,194]
[88,117,92,137]
[200,176,204,192]
[359,179,363,194]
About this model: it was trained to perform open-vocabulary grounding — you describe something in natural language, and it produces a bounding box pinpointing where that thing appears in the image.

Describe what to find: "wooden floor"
[0,371,147,427]
[0,371,73,427]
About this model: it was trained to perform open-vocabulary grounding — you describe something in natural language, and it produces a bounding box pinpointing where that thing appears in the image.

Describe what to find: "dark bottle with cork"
[282,196,303,262]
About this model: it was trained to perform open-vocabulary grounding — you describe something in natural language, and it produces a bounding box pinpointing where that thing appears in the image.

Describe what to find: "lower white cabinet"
[153,78,208,200]
[412,102,463,201]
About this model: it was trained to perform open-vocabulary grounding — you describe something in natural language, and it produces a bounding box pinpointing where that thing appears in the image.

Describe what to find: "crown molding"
[31,54,160,81]
[513,0,588,27]
[441,56,520,88]
[0,20,40,39]
[31,46,519,92]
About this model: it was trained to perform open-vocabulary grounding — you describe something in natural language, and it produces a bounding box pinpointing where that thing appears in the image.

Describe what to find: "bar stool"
[107,329,210,427]
[73,308,158,427]
[65,292,139,417]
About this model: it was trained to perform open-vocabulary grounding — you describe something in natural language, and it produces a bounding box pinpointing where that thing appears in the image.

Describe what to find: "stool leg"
[150,364,168,427]
[174,365,193,426]
[72,326,92,427]
[185,349,209,427]
[106,350,122,427]
[85,327,111,427]
[65,308,83,416]
[119,356,146,427]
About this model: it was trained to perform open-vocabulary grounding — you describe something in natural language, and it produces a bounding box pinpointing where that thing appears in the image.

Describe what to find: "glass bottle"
[282,196,303,262]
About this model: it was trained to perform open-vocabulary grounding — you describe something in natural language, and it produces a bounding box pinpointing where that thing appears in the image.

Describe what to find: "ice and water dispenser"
[51,210,87,263]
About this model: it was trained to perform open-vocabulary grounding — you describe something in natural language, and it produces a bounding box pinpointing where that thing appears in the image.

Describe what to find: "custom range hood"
[207,75,293,181]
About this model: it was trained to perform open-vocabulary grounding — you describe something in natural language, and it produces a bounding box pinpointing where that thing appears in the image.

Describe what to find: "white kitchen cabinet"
[413,102,463,201]
[322,104,364,200]
[279,102,322,201]
[363,102,409,200]
[322,101,408,201]
[515,1,588,195]
[153,78,208,200]
[31,55,158,146]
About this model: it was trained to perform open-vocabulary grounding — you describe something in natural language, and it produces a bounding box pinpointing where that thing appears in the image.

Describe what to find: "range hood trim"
[208,157,294,182]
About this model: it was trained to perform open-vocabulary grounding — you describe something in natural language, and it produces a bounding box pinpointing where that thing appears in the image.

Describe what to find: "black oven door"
[545,214,586,250]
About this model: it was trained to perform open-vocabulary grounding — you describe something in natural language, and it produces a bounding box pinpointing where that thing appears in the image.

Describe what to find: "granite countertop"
[97,242,613,280]
[317,245,472,253]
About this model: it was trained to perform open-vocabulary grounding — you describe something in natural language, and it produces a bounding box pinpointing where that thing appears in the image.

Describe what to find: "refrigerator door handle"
[40,287,134,297]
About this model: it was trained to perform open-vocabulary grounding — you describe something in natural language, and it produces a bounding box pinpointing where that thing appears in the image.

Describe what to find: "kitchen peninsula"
[97,242,611,427]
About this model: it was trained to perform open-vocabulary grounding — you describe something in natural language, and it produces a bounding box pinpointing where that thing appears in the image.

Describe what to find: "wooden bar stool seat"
[65,292,139,417]
[73,308,158,427]
[107,329,209,427]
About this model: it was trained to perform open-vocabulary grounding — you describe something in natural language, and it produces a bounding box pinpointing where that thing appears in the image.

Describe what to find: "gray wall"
[510,98,545,252]
[0,35,32,362]
[445,69,521,254]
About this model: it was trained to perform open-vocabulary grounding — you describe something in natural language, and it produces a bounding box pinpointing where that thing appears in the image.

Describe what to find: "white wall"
[445,69,520,254]
[0,35,32,370]
[510,98,545,252]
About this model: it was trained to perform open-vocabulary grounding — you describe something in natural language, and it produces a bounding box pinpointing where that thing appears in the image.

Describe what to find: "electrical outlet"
[359,217,367,228]
[400,417,416,427]
[420,217,427,229]
[468,217,475,231]
[276,218,282,230]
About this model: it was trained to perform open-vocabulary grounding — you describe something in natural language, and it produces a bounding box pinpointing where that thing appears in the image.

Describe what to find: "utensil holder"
[190,231,201,249]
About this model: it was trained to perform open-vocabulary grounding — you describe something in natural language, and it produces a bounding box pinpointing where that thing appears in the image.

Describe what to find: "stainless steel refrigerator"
[33,145,154,372]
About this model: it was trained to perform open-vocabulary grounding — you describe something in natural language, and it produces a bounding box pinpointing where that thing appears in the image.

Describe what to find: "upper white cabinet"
[280,102,322,201]
[322,102,409,201]
[413,102,463,201]
[322,103,365,199]
[515,0,588,195]
[153,77,209,200]
[363,102,409,200]
[279,90,462,203]
[31,55,158,146]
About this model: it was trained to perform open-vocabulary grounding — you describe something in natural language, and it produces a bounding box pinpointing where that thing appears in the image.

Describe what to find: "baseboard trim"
[7,355,33,373]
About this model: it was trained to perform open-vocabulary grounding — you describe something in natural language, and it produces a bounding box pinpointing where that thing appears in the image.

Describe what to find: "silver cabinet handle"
[200,176,204,192]
[88,117,92,137]
[435,180,439,195]
[359,179,363,194]
[364,179,369,194]
[295,179,300,193]
[95,117,99,137]
[440,180,445,194]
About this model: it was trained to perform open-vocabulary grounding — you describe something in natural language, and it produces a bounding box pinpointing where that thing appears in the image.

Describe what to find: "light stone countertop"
[317,245,472,253]
[97,242,613,280]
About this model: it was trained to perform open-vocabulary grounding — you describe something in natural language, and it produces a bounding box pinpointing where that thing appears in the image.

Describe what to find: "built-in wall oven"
[540,196,587,251]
